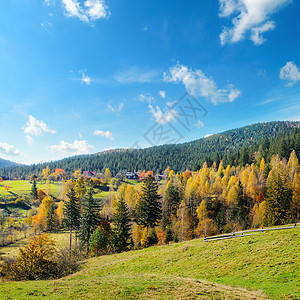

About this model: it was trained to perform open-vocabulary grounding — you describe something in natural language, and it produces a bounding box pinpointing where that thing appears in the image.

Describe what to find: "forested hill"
[0,158,17,169]
[2,121,300,178]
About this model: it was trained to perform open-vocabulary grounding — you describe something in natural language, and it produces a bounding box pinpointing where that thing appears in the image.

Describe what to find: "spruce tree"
[148,228,158,246]
[78,188,100,254]
[31,179,38,200]
[264,169,292,226]
[165,181,181,224]
[63,187,81,256]
[165,226,173,245]
[134,175,162,228]
[46,198,55,231]
[111,194,131,253]
[89,227,108,256]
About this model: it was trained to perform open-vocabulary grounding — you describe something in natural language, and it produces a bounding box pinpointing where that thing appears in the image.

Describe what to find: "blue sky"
[0,0,300,164]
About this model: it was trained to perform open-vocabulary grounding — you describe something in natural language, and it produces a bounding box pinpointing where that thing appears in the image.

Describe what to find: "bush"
[0,234,80,281]
[148,228,158,246]
[89,227,108,255]
[53,248,81,277]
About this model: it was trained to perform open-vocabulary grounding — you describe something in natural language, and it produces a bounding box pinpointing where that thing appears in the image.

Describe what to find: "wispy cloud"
[24,115,56,136]
[280,61,300,86]
[139,93,155,103]
[115,67,159,84]
[218,0,291,45]
[164,63,241,104]
[61,0,110,23]
[41,21,53,30]
[44,0,56,6]
[107,103,124,113]
[159,91,166,98]
[50,139,94,154]
[81,72,91,85]
[148,104,178,125]
[93,130,114,140]
[0,142,21,156]
[195,120,204,128]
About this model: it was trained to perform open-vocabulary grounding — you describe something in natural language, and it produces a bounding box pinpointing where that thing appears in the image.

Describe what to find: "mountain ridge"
[1,120,300,178]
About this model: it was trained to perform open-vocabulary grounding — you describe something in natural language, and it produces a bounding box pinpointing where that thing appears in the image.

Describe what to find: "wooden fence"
[204,223,299,242]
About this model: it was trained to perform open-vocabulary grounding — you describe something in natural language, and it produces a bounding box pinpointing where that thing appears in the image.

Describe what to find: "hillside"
[2,121,300,178]
[0,158,17,170]
[0,227,299,299]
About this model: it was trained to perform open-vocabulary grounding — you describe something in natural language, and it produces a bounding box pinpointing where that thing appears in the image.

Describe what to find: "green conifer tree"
[264,169,292,226]
[78,188,100,254]
[111,194,131,253]
[31,179,38,200]
[165,226,173,245]
[46,198,55,231]
[134,175,162,228]
[63,187,81,256]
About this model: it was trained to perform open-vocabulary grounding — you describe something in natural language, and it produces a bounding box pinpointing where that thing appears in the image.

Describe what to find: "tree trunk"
[69,227,72,257]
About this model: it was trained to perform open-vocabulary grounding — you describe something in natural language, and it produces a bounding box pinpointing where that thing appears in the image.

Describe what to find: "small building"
[83,171,97,178]
[126,172,139,180]
[155,174,168,181]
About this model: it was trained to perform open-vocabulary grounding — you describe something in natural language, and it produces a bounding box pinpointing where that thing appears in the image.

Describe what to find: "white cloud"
[61,0,110,23]
[107,103,124,113]
[280,61,300,86]
[204,134,213,138]
[218,0,291,45]
[93,130,114,140]
[159,91,166,98]
[250,21,275,45]
[139,93,154,103]
[81,73,91,85]
[219,0,240,17]
[115,67,159,84]
[0,142,21,156]
[148,104,178,125]
[24,115,56,136]
[25,135,34,145]
[41,21,53,30]
[44,0,56,6]
[195,120,204,128]
[164,63,241,104]
[50,140,94,154]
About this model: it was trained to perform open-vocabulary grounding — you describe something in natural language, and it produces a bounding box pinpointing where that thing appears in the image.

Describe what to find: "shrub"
[0,234,80,281]
[90,227,108,255]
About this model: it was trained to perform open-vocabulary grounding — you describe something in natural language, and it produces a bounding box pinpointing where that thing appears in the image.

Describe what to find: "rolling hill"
[0,227,299,299]
[0,158,17,170]
[1,121,300,178]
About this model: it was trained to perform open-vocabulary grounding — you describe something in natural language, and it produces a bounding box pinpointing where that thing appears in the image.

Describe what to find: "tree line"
[1,121,300,178]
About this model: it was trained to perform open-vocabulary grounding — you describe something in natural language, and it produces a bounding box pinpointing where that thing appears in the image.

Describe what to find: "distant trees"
[2,122,300,179]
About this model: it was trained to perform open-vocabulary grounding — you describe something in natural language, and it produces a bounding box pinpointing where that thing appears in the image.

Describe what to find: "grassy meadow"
[0,180,60,201]
[0,227,299,299]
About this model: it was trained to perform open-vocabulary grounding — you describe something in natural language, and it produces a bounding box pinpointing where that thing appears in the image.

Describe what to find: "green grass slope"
[0,180,59,201]
[0,227,299,299]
